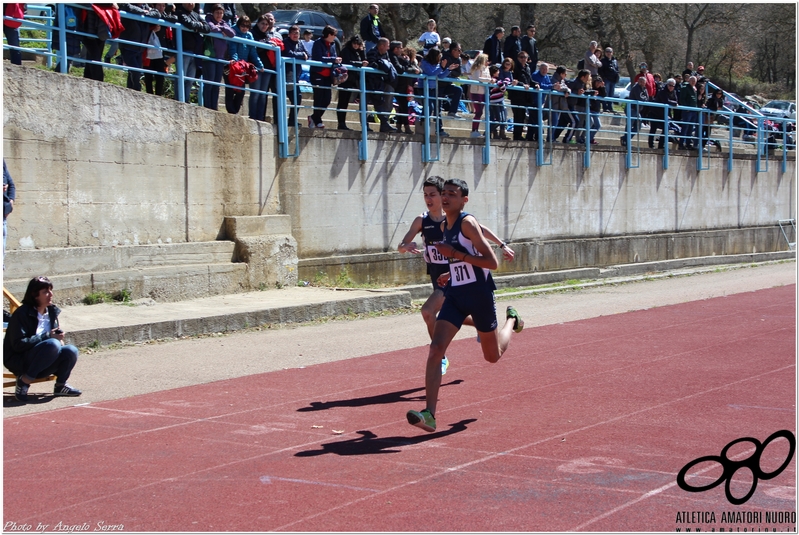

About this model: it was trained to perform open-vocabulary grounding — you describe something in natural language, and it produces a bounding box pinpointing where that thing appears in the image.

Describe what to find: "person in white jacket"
[468,54,492,137]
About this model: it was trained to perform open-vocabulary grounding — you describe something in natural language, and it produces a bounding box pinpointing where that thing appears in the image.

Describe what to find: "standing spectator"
[79,4,123,82]
[301,29,314,56]
[696,80,709,149]
[548,65,573,142]
[649,78,678,149]
[225,16,264,115]
[417,19,440,53]
[584,75,604,144]
[510,51,537,141]
[569,69,592,144]
[336,35,368,131]
[482,27,504,66]
[52,3,82,72]
[420,47,457,137]
[359,4,384,54]
[3,276,82,402]
[366,37,398,132]
[203,3,236,25]
[283,25,307,127]
[520,25,538,70]
[3,160,15,269]
[503,26,522,66]
[439,41,464,118]
[705,87,724,151]
[174,3,211,103]
[678,75,698,150]
[634,62,656,98]
[118,4,160,91]
[201,4,234,110]
[583,41,602,76]
[598,46,619,112]
[488,65,509,139]
[3,3,25,65]
[440,37,451,54]
[696,65,707,80]
[621,75,650,146]
[143,3,177,96]
[250,12,282,122]
[390,40,417,134]
[468,53,491,137]
[308,25,341,129]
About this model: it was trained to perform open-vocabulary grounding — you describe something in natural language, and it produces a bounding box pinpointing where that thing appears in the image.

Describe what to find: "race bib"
[449,261,477,286]
[426,245,448,264]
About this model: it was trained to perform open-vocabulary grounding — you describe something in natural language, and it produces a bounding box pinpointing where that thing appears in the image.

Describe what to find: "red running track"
[3,286,796,532]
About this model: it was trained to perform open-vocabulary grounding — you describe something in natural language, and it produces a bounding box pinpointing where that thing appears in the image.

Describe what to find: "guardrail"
[5,4,795,171]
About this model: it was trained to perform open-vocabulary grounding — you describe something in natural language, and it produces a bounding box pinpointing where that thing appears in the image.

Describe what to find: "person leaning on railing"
[336,35,368,131]
[173,3,211,103]
[202,4,235,111]
[308,25,343,129]
[420,47,458,137]
[118,3,161,92]
[250,12,282,122]
[282,25,308,127]
[390,40,419,134]
[226,15,264,115]
[649,78,678,149]
[143,3,178,97]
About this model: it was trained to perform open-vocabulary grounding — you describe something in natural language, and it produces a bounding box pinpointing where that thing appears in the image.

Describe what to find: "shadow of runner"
[295,418,478,457]
[296,379,464,412]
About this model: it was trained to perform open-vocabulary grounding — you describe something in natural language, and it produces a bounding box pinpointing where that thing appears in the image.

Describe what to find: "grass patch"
[83,288,131,305]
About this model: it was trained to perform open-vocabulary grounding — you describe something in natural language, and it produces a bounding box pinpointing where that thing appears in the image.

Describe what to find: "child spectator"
[202,4,235,110]
[468,54,491,137]
[418,19,440,53]
[488,65,509,139]
[226,15,265,115]
[301,29,315,56]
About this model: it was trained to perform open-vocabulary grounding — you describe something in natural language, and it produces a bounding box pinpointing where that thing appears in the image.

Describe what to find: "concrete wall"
[3,65,795,266]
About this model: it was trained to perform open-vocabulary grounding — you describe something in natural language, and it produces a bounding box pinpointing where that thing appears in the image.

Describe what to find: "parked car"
[271,9,343,41]
[759,100,796,120]
[614,77,631,99]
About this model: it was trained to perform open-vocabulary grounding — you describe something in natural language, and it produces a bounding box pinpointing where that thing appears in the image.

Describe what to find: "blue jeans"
[121,46,143,91]
[590,112,601,141]
[603,82,616,111]
[21,338,79,383]
[4,25,21,65]
[176,55,197,103]
[489,102,506,133]
[248,70,272,121]
[202,58,225,110]
[680,110,697,147]
[3,217,6,269]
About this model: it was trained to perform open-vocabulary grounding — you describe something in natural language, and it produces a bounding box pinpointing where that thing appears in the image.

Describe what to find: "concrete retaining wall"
[3,65,795,289]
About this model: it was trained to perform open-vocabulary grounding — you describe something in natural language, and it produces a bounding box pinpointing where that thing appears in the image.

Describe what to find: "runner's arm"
[479,224,515,261]
[398,216,424,254]
[435,216,497,270]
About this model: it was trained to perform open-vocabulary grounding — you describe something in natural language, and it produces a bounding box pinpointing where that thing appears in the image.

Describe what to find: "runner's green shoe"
[506,306,524,333]
[406,408,436,432]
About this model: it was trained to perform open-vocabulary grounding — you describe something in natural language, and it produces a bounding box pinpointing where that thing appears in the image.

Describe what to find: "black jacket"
[4,160,15,219]
[503,35,522,65]
[598,56,619,84]
[3,304,63,375]
[359,13,384,44]
[118,3,160,49]
[510,63,535,106]
[483,35,502,65]
[339,44,365,88]
[520,35,538,68]
[173,4,210,55]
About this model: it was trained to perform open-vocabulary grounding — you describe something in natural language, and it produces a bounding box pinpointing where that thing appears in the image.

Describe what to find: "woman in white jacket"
[468,54,492,137]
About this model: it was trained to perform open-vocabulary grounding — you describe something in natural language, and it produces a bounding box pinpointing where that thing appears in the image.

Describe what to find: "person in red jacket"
[633,62,656,98]
[4,4,25,65]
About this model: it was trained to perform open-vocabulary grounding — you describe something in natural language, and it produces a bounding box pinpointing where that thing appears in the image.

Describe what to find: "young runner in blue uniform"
[406,178,523,432]
[398,176,514,375]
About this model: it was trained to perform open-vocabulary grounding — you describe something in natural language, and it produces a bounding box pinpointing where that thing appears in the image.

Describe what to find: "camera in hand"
[54,328,63,334]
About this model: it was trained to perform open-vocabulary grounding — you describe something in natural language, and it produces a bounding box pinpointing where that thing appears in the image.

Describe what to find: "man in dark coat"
[503,26,522,66]
[359,4,384,54]
[118,4,160,91]
[520,25,538,70]
[482,27,504,66]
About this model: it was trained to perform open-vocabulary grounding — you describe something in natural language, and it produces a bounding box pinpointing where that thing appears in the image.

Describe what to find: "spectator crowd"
[6,3,793,149]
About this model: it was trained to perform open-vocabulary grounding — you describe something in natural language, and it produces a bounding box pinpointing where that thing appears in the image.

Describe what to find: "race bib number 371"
[449,261,476,286]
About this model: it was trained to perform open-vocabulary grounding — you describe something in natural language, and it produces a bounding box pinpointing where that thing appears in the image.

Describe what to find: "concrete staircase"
[4,241,248,305]
[3,215,299,307]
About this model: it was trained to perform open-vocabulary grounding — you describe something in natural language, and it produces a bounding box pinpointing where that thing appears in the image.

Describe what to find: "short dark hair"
[424,176,444,191]
[494,27,505,36]
[209,4,224,13]
[288,25,300,35]
[425,48,442,64]
[322,25,337,38]
[22,276,53,307]
[237,15,251,28]
[511,26,520,32]
[443,178,469,197]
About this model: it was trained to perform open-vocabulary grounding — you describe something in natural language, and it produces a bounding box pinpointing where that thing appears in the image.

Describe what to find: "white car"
[759,100,796,120]
[613,77,632,100]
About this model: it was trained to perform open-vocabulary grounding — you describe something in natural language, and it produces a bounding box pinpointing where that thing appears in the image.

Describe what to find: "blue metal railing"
[5,5,795,170]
